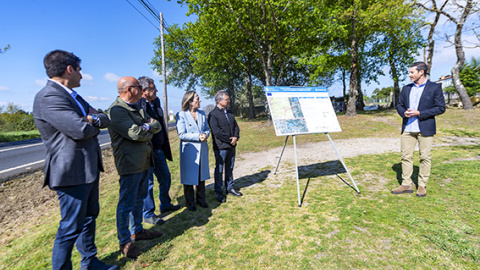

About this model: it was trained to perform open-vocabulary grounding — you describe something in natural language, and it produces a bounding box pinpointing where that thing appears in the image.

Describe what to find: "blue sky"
[0,0,202,114]
[0,1,478,113]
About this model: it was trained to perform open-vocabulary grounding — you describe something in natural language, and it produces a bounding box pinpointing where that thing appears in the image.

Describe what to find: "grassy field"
[0,130,40,143]
[1,108,479,269]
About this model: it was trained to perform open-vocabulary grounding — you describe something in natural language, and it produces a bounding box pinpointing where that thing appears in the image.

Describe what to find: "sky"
[0,0,203,115]
[0,1,479,113]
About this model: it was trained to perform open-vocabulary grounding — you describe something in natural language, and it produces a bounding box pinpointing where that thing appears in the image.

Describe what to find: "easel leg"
[326,133,361,194]
[293,135,301,207]
[274,135,289,175]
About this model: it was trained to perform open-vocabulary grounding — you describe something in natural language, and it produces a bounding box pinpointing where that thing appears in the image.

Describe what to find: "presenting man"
[137,76,180,225]
[208,90,242,203]
[107,76,162,259]
[33,50,116,269]
[391,61,445,197]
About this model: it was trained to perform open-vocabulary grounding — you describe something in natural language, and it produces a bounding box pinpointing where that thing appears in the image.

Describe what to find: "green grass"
[1,108,480,269]
[0,130,40,143]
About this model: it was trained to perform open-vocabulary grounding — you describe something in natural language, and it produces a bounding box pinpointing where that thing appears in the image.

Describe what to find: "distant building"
[435,75,457,103]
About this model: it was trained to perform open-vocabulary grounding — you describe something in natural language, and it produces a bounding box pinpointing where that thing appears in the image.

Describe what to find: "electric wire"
[124,0,160,31]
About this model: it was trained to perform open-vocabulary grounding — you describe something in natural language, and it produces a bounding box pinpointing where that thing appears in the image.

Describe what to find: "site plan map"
[265,87,342,136]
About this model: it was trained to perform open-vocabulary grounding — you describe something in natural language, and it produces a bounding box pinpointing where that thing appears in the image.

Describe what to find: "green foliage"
[372,86,394,99]
[460,57,480,97]
[444,85,456,94]
[0,103,36,132]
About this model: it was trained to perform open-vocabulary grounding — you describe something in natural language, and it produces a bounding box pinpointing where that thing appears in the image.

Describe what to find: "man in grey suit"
[33,50,116,269]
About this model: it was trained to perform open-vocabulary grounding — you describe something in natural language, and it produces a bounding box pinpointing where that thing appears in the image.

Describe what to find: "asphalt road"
[0,122,177,182]
[0,130,112,182]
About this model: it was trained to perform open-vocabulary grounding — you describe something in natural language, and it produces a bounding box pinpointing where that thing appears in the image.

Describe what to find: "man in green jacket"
[107,76,162,259]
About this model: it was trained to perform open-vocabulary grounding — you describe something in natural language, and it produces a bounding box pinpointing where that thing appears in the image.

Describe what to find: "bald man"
[107,77,163,258]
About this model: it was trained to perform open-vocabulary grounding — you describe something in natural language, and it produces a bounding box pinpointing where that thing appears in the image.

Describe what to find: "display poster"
[265,86,342,136]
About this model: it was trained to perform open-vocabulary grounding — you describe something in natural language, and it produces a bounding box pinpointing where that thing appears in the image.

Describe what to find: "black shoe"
[227,189,243,196]
[216,196,226,203]
[197,201,209,208]
[160,204,182,214]
[187,206,197,211]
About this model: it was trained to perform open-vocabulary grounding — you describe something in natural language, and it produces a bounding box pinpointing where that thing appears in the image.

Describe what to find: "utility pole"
[160,12,168,127]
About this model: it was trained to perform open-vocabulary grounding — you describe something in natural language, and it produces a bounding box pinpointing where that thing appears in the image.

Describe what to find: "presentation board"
[265,86,342,136]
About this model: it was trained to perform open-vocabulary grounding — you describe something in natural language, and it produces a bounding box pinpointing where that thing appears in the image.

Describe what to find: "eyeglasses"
[221,97,230,101]
[144,87,157,92]
[127,85,143,90]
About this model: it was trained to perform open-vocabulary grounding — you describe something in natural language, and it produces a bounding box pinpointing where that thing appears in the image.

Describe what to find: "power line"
[138,0,160,22]
[124,0,159,31]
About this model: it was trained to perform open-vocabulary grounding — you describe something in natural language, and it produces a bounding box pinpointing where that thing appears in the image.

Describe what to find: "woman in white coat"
[176,91,210,211]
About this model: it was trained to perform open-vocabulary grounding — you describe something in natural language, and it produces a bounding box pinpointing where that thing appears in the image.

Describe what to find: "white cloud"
[0,85,10,91]
[152,69,161,78]
[103,72,120,83]
[84,96,112,102]
[35,78,48,86]
[81,72,93,81]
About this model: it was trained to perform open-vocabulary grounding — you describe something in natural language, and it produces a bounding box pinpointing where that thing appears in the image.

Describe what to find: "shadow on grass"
[392,163,419,187]
[276,160,361,205]
[103,170,271,267]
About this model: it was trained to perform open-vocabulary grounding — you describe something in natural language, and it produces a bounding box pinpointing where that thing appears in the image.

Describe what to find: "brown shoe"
[416,186,427,197]
[391,185,414,194]
[120,241,141,258]
[131,229,162,241]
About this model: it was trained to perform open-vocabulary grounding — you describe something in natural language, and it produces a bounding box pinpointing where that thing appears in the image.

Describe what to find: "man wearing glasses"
[107,76,163,258]
[136,76,180,225]
[208,90,242,203]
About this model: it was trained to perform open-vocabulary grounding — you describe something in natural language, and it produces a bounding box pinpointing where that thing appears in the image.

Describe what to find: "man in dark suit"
[137,76,180,225]
[208,90,242,203]
[33,50,116,270]
[391,61,446,197]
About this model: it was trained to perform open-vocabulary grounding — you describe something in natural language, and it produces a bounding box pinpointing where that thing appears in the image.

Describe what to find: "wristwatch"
[89,114,100,126]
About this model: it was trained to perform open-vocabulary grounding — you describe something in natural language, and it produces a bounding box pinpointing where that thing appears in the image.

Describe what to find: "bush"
[0,103,37,132]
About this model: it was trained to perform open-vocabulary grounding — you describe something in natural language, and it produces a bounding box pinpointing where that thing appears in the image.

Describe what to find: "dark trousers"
[214,148,236,199]
[143,148,173,219]
[52,178,100,270]
[183,181,206,208]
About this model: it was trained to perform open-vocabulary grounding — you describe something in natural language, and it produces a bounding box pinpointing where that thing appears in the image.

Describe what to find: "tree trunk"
[342,68,347,104]
[424,0,449,79]
[451,0,473,110]
[346,12,358,117]
[356,70,365,111]
[389,58,400,108]
[246,73,255,119]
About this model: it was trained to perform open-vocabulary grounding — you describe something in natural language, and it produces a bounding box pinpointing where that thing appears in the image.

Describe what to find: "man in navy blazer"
[208,90,242,203]
[391,61,445,197]
[33,50,116,269]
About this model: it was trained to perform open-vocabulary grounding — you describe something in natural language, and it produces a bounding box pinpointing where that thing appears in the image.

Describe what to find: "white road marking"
[0,142,44,153]
[0,160,44,174]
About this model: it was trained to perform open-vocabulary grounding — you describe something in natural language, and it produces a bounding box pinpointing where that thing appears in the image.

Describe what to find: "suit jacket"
[176,110,210,185]
[207,106,240,151]
[107,97,161,176]
[397,80,445,136]
[33,80,110,188]
[137,97,172,161]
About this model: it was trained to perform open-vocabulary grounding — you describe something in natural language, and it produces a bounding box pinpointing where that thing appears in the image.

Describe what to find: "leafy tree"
[303,0,416,116]
[459,57,480,97]
[372,86,394,99]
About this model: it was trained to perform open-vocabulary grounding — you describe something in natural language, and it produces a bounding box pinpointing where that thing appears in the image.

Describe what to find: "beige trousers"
[400,132,434,187]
